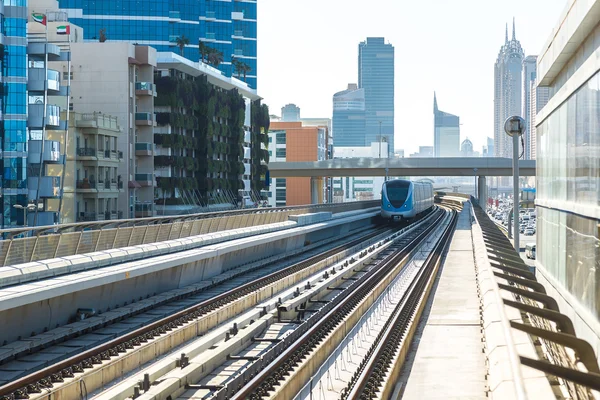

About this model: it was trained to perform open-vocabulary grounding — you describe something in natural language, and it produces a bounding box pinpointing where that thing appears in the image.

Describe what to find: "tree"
[208,48,223,67]
[231,56,241,77]
[175,35,189,56]
[198,41,210,63]
[99,28,107,43]
[239,62,251,82]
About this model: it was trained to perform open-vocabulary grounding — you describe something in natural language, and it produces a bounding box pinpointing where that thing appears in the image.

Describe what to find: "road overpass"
[267,157,535,177]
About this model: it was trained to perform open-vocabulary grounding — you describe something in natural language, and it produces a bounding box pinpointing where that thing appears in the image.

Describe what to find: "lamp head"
[504,116,525,137]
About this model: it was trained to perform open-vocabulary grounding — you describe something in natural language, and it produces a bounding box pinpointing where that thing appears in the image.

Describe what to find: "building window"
[276,132,286,144]
[276,148,286,158]
[276,189,286,202]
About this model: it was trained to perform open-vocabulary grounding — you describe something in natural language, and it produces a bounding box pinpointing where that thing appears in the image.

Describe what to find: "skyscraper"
[522,55,537,159]
[332,84,366,147]
[281,104,301,122]
[433,93,460,157]
[529,79,550,160]
[358,37,394,156]
[494,19,524,158]
[1,0,30,228]
[461,138,474,157]
[57,0,258,88]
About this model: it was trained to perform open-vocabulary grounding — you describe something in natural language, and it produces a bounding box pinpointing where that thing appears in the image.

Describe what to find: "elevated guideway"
[0,206,380,350]
[268,157,536,177]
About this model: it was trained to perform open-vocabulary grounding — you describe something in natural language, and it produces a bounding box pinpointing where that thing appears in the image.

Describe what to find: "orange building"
[269,121,328,206]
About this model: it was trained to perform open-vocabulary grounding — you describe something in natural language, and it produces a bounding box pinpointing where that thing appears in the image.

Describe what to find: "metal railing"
[472,201,600,398]
[76,180,96,189]
[77,147,96,157]
[0,201,379,267]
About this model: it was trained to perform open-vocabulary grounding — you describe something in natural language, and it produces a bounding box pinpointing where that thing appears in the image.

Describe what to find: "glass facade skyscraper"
[358,37,394,156]
[433,92,460,157]
[493,20,524,158]
[332,83,366,147]
[535,0,600,350]
[522,55,537,160]
[1,0,29,228]
[57,0,258,88]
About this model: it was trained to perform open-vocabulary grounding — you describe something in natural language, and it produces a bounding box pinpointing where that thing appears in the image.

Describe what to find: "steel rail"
[342,206,458,399]
[227,208,447,400]
[0,225,388,399]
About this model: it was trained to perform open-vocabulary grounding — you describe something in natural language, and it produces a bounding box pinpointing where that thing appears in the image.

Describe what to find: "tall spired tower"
[493,19,524,158]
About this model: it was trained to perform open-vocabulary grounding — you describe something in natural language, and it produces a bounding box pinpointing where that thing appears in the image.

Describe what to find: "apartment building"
[154,53,261,214]
[59,112,125,223]
[61,42,157,218]
[267,121,328,207]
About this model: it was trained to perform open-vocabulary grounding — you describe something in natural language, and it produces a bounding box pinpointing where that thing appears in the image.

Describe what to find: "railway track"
[341,203,459,399]
[0,222,399,400]
[217,206,453,400]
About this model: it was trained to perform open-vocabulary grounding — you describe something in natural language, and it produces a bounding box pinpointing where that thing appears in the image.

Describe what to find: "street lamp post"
[504,116,525,253]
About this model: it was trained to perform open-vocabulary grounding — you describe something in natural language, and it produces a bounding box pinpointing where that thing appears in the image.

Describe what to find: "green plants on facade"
[250,100,270,191]
[154,74,250,197]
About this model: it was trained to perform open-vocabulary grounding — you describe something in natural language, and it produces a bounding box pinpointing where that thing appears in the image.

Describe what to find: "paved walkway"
[398,202,487,399]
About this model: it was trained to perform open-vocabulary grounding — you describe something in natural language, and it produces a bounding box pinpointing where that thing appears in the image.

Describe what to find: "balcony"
[103,211,122,220]
[76,179,97,191]
[75,113,120,132]
[135,173,154,187]
[135,142,153,156]
[135,203,154,218]
[27,68,60,93]
[77,212,98,222]
[28,176,61,199]
[135,82,157,96]
[99,180,119,191]
[28,104,62,129]
[100,149,122,161]
[135,112,155,126]
[28,140,62,164]
[77,147,97,158]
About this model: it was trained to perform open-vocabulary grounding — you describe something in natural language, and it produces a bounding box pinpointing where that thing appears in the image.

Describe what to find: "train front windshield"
[385,180,410,207]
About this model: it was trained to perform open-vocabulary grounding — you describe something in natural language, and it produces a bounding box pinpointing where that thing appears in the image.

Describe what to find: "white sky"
[256,0,567,155]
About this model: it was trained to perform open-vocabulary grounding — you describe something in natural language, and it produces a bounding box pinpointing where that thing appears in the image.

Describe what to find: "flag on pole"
[32,13,47,25]
[57,25,71,35]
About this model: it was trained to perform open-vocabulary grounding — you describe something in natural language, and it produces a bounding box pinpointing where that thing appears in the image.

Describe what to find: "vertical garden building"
[154,53,268,213]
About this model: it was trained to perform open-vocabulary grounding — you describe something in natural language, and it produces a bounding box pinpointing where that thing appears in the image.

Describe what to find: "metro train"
[380,179,435,220]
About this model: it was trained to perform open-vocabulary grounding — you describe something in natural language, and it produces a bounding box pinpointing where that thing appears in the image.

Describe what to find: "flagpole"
[57,15,71,224]
[33,17,49,227]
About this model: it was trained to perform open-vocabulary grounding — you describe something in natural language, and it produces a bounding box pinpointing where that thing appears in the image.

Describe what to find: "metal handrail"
[471,201,528,400]
[0,201,379,267]
[472,200,600,398]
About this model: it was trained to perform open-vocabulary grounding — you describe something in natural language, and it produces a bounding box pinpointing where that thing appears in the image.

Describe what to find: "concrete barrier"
[0,210,380,345]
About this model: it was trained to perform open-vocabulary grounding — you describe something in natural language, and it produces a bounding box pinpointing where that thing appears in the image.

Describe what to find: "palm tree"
[231,56,241,78]
[175,35,189,56]
[198,40,210,63]
[208,49,224,67]
[239,62,251,82]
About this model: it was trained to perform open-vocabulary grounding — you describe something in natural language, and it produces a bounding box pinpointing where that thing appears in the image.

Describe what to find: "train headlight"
[404,204,407,208]
[387,204,391,208]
